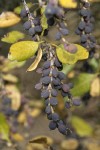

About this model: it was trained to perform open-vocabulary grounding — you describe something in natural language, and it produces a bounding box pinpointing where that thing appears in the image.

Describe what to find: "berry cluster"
[1,97,18,117]
[45,0,69,40]
[35,45,81,135]
[20,0,43,41]
[20,0,69,42]
[75,0,96,50]
[20,0,95,135]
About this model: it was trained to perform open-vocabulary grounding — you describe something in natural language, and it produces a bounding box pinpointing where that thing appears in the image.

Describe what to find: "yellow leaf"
[17,112,27,124]
[70,116,93,137]
[2,74,18,83]
[90,77,100,97]
[0,12,21,28]
[56,44,89,65]
[8,41,40,62]
[11,133,24,141]
[5,85,21,111]
[29,109,41,118]
[27,48,42,71]
[59,0,77,8]
[1,31,25,44]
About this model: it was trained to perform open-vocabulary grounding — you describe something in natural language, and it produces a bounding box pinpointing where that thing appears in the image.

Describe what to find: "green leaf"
[70,116,93,137]
[0,113,10,142]
[8,41,40,62]
[1,31,25,44]
[56,44,89,65]
[71,73,95,96]
[89,58,99,71]
[41,7,48,35]
[62,64,75,74]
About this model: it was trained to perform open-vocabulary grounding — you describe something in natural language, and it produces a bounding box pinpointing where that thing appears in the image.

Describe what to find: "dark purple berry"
[51,89,58,97]
[65,101,71,109]
[58,72,66,80]
[58,124,66,134]
[35,83,42,90]
[55,32,62,40]
[34,26,42,33]
[41,90,49,99]
[42,69,50,76]
[75,28,82,35]
[52,113,59,121]
[45,105,51,114]
[33,18,40,25]
[73,99,81,106]
[50,97,58,106]
[62,84,70,92]
[20,8,28,17]
[81,34,88,43]
[41,76,51,85]
[85,26,92,34]
[23,21,31,30]
[52,69,58,77]
[54,58,62,68]
[47,18,55,26]
[78,21,86,30]
[80,9,90,17]
[29,27,36,36]
[52,78,61,86]
[61,91,68,97]
[47,113,52,120]
[49,121,57,130]
[60,28,69,36]
[43,61,51,69]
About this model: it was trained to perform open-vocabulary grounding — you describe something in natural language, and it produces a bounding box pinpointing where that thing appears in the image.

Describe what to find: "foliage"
[8,41,40,61]
[70,116,93,137]
[0,12,20,28]
[71,73,95,96]
[0,0,99,148]
[0,113,10,142]
[56,44,89,64]
[1,31,25,44]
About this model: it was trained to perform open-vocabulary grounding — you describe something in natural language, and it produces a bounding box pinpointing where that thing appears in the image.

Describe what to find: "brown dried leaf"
[27,48,42,71]
[27,143,44,150]
[0,12,21,28]
[29,136,53,148]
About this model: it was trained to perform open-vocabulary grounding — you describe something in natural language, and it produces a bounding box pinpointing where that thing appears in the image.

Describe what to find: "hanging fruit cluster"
[8,0,96,135]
